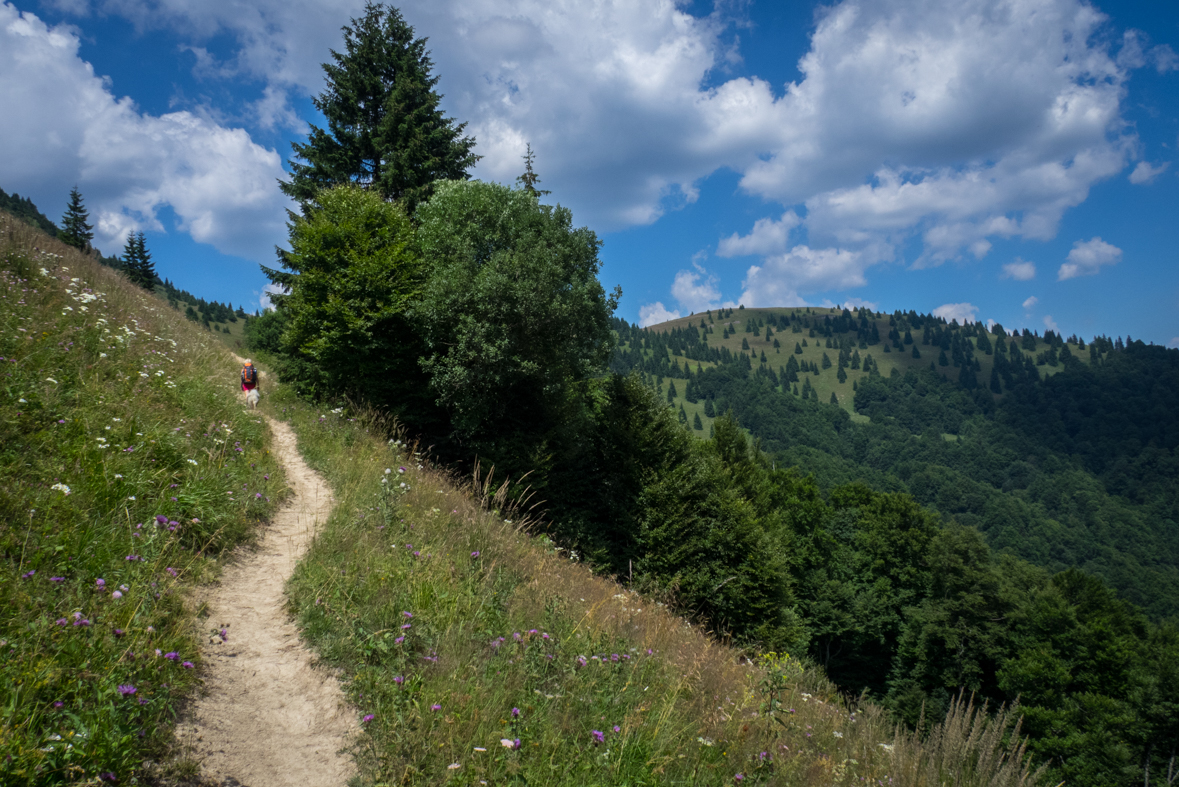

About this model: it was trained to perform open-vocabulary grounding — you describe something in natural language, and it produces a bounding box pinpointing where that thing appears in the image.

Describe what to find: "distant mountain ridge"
[612,305,1179,620]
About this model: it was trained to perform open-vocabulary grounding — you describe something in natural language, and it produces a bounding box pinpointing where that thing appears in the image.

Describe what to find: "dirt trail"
[181,376,355,786]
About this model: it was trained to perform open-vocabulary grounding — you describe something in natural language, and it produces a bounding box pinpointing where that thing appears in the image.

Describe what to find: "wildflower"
[473,747,487,752]
[362,714,375,723]
[500,738,515,749]
[128,496,135,500]
[613,726,621,733]
[395,636,405,645]
[186,459,198,465]
[735,774,744,782]
[398,467,406,473]
[50,483,70,495]
[591,730,605,745]
[471,551,480,558]
[448,763,461,770]
[125,555,139,561]
[833,731,843,738]
[401,623,411,630]
[112,591,123,599]
[393,676,404,685]
[53,701,63,708]
[56,618,67,626]
[118,684,136,696]
[182,661,194,669]
[432,704,441,712]
[50,577,64,583]
[114,629,124,637]
[164,651,179,661]
[511,707,520,719]
[21,570,34,579]
[96,578,105,589]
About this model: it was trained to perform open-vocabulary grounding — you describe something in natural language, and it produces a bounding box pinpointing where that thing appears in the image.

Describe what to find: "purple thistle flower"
[513,632,521,641]
[56,618,67,626]
[20,570,34,579]
[50,577,64,582]
[182,661,194,669]
[362,714,375,723]
[431,703,442,712]
[591,730,605,745]
[155,515,168,525]
[393,675,404,685]
[117,684,136,696]
[394,636,405,645]
[139,698,148,705]
[165,567,177,577]
[513,738,521,750]
[613,726,621,733]
[113,629,124,637]
[219,629,228,641]
[511,707,520,719]
[95,578,105,589]
[735,774,744,782]
[164,651,179,661]
[53,701,63,708]
[470,550,480,558]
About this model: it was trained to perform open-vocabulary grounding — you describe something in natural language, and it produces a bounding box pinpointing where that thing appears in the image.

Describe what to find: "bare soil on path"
[180,403,356,787]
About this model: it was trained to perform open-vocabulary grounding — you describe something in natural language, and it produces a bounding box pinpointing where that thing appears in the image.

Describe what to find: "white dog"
[246,388,260,409]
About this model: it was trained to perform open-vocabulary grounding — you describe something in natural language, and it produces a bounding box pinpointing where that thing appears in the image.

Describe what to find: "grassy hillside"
[265,381,1042,787]
[622,305,1087,433]
[0,210,284,784]
[0,207,1049,785]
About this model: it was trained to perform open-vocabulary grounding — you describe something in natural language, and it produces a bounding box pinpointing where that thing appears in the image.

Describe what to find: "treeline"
[0,186,59,237]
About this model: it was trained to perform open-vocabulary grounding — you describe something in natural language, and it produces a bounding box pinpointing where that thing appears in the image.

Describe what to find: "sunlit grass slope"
[268,384,1044,787]
[0,211,284,785]
[637,306,1091,425]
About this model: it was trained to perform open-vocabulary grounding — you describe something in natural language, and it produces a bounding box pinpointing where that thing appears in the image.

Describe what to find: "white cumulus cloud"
[1058,237,1122,281]
[1043,315,1059,333]
[717,212,800,258]
[737,245,872,307]
[0,3,290,262]
[638,302,681,328]
[1022,296,1039,310]
[670,266,722,314]
[932,302,979,324]
[1128,161,1170,185]
[1001,259,1037,281]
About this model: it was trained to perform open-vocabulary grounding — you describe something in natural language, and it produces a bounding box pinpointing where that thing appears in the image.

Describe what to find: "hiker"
[241,359,259,392]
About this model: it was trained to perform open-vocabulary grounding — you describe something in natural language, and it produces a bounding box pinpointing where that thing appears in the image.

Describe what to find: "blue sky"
[1,0,1177,346]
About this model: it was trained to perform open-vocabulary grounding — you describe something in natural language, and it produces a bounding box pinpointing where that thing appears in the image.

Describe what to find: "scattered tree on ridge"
[122,232,156,290]
[515,143,551,198]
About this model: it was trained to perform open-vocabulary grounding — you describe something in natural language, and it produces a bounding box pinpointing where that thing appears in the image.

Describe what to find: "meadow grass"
[0,213,284,785]
[269,385,1046,786]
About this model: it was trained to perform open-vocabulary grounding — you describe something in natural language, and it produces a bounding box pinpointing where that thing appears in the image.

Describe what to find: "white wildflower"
[50,483,70,495]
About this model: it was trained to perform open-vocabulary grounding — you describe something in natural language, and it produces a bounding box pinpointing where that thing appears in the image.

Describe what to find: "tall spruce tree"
[281,2,478,213]
[122,232,156,290]
[59,187,94,251]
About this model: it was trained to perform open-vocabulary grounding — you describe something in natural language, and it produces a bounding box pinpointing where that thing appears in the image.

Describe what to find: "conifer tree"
[830,392,839,405]
[281,2,478,213]
[692,411,703,430]
[59,187,93,251]
[516,143,551,198]
[122,232,156,290]
[704,397,715,418]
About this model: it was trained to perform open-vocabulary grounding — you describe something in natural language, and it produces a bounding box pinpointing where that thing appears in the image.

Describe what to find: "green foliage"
[58,187,93,252]
[414,180,618,447]
[281,2,478,213]
[121,232,156,290]
[263,185,428,414]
